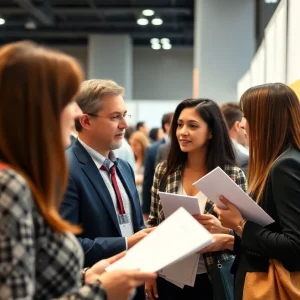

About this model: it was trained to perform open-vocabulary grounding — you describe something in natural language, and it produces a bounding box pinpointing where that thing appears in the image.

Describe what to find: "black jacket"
[233,147,300,299]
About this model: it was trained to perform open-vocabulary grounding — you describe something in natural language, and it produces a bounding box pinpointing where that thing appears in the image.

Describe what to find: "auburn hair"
[129,131,150,162]
[241,83,300,202]
[0,41,83,233]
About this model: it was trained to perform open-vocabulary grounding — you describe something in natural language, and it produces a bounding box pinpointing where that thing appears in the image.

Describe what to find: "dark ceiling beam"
[85,0,103,20]
[0,7,191,16]
[0,30,193,39]
[13,0,54,25]
[4,20,193,28]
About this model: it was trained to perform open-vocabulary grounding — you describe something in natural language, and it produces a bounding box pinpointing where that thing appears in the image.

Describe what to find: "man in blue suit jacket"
[142,112,173,219]
[61,79,152,300]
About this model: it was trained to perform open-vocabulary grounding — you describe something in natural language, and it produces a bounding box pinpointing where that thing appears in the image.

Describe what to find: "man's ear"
[79,114,92,130]
[233,121,240,132]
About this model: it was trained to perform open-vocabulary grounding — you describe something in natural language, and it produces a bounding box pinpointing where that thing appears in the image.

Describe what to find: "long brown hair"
[241,83,300,202]
[0,41,83,233]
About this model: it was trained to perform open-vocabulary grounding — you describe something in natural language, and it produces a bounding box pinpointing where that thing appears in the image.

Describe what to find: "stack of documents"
[158,192,204,287]
[106,207,213,283]
[193,167,274,226]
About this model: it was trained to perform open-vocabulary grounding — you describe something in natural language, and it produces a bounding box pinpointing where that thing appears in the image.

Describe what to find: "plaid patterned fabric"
[148,161,247,267]
[0,168,106,300]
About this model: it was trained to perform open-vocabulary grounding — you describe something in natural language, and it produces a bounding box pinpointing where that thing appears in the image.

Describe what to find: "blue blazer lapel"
[73,142,121,235]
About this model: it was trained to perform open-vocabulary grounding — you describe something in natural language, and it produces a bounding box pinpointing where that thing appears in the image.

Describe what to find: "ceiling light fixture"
[151,43,161,50]
[0,18,5,25]
[152,18,163,26]
[25,19,37,30]
[137,18,149,26]
[142,9,155,16]
[150,38,160,44]
[264,0,278,3]
[162,43,172,50]
[161,38,170,44]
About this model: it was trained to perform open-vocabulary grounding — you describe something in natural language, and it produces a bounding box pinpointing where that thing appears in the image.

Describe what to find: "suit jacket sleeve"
[241,156,300,269]
[155,145,163,166]
[60,175,126,267]
[142,147,154,215]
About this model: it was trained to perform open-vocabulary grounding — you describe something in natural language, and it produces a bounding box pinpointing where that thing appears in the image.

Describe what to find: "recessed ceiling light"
[162,43,172,50]
[152,18,163,26]
[161,38,170,44]
[151,43,161,50]
[25,19,37,30]
[137,18,149,26]
[150,38,160,44]
[0,18,5,25]
[143,9,155,16]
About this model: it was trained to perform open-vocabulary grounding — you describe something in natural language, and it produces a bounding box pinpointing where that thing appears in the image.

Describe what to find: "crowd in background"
[0,40,299,300]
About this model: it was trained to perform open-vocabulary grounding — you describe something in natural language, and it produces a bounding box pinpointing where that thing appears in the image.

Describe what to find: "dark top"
[232,147,300,299]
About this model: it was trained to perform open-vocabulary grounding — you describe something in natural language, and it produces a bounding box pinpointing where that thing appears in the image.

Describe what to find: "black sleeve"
[241,156,300,269]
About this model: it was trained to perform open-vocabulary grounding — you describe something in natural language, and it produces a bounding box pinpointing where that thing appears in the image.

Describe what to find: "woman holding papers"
[146,98,247,300]
[214,83,300,300]
[0,41,156,300]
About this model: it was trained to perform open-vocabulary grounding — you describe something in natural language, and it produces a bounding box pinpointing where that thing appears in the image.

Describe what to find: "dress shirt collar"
[77,138,117,170]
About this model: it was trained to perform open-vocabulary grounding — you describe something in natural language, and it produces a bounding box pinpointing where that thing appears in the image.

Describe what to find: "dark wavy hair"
[162,98,236,181]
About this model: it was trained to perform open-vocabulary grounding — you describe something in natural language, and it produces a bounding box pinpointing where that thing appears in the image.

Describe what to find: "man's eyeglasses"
[86,113,131,122]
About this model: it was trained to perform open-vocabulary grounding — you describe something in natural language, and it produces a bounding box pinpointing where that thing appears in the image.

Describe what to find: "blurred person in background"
[136,121,149,137]
[149,127,164,143]
[142,112,173,220]
[125,125,135,141]
[221,102,249,173]
[0,41,156,300]
[129,131,150,206]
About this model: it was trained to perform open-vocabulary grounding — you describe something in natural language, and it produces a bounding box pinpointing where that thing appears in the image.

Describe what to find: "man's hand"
[127,227,156,249]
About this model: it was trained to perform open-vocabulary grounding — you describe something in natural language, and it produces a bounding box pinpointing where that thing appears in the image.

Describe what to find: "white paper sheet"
[193,167,274,226]
[106,208,213,273]
[159,254,200,287]
[158,192,201,286]
[158,192,201,217]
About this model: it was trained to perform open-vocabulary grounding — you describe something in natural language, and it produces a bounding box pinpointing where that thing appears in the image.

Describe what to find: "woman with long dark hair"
[146,98,247,300]
[215,83,300,300]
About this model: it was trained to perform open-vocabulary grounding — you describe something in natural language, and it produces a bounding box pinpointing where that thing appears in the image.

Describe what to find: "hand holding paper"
[213,196,244,230]
[106,207,213,273]
[193,167,274,226]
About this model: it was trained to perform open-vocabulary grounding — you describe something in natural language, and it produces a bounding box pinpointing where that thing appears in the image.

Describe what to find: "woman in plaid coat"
[0,41,156,300]
[145,99,247,300]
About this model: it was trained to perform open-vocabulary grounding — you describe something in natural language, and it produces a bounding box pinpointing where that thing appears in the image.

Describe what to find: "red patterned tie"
[100,164,125,215]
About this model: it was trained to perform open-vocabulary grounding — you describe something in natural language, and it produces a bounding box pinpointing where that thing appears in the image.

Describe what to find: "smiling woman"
[146,98,247,300]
